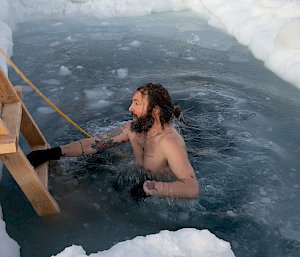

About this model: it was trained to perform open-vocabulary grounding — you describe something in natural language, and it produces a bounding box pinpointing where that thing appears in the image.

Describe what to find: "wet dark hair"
[136,82,181,127]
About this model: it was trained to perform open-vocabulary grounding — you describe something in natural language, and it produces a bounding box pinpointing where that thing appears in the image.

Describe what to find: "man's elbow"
[186,180,200,199]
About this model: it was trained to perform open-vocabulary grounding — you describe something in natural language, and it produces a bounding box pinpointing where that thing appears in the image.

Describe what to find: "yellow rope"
[0,48,93,138]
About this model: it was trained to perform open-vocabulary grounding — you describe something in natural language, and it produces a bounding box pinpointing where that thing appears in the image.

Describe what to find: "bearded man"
[27,83,199,199]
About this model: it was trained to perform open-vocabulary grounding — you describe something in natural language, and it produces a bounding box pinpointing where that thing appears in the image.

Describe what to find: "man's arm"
[61,124,129,156]
[27,122,130,167]
[143,138,199,199]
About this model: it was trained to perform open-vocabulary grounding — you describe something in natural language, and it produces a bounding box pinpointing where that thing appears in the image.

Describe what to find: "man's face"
[129,90,154,133]
[129,91,148,118]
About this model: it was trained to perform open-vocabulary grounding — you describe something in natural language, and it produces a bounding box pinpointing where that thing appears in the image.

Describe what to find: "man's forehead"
[132,90,147,101]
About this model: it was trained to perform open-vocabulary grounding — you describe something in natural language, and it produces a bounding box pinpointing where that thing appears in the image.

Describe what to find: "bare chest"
[130,136,169,173]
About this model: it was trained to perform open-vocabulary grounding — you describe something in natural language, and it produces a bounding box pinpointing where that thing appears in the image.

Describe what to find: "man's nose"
[129,104,133,112]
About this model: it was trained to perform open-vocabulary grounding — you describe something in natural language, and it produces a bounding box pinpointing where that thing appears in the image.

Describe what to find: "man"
[27,83,199,199]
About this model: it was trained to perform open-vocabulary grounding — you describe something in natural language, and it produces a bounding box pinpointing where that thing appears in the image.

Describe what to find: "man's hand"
[143,180,158,196]
[27,147,62,168]
[130,180,149,201]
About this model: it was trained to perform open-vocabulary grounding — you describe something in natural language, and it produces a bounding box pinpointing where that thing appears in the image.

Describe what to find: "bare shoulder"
[160,127,186,152]
[101,121,131,143]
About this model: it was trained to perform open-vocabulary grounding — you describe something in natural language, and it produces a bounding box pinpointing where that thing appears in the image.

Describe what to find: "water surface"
[1,11,300,257]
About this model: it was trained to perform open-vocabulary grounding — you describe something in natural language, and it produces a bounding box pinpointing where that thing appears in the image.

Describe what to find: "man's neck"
[146,122,163,138]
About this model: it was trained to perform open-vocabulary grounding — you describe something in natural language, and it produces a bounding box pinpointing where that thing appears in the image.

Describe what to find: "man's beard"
[130,113,154,133]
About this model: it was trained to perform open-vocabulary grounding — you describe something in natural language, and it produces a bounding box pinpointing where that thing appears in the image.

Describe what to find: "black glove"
[130,180,150,201]
[27,147,62,168]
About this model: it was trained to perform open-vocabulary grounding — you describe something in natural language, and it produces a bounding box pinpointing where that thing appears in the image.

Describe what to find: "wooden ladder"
[0,67,60,216]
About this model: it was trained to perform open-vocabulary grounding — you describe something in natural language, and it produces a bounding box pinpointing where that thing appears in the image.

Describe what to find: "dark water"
[1,11,300,257]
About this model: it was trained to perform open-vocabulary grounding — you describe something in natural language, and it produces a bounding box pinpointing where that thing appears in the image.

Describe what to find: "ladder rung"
[0,102,22,154]
[0,135,17,154]
[2,102,22,138]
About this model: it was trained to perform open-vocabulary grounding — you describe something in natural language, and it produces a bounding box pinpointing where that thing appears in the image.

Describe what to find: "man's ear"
[152,106,160,116]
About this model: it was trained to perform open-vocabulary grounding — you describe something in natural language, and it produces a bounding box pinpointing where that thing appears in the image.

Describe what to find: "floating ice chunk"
[226,130,237,137]
[165,51,176,57]
[129,40,141,47]
[84,87,113,100]
[117,68,128,79]
[93,203,100,210]
[42,79,60,85]
[65,36,73,41]
[37,107,55,114]
[183,56,195,61]
[90,32,123,41]
[59,65,72,76]
[88,100,112,109]
[239,132,252,138]
[76,65,84,69]
[49,41,60,47]
[84,86,113,109]
[227,210,237,217]
[259,187,267,196]
[51,22,63,27]
[119,46,130,51]
[187,33,200,43]
[261,197,272,204]
[218,114,224,123]
[194,91,206,96]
